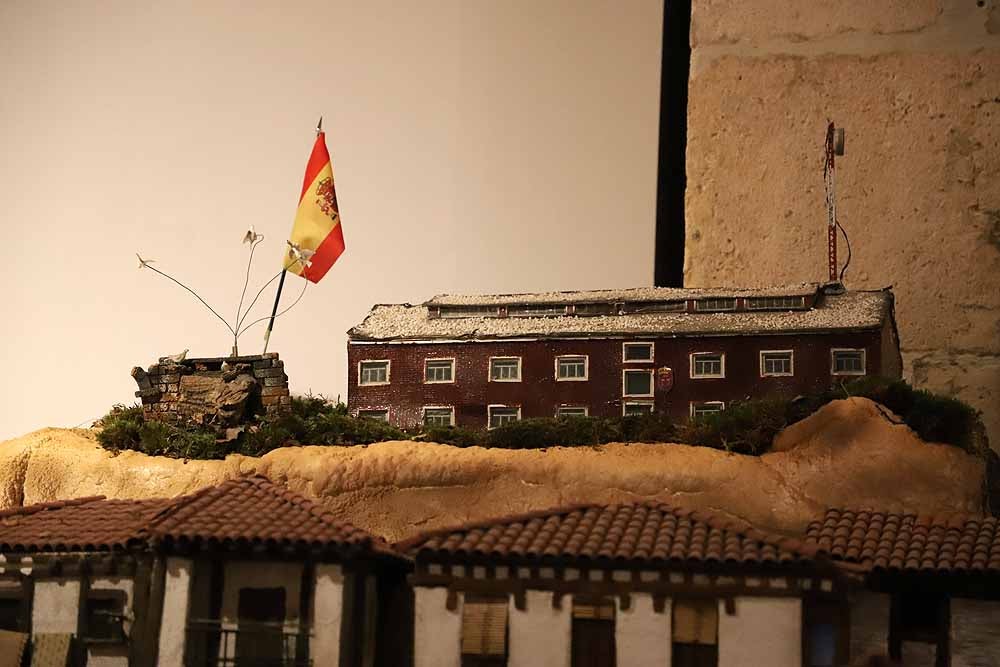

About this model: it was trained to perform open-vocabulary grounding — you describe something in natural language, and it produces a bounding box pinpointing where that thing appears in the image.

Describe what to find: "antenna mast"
[824,122,845,283]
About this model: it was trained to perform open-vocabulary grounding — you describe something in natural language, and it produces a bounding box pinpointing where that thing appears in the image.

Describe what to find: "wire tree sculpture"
[136,228,311,357]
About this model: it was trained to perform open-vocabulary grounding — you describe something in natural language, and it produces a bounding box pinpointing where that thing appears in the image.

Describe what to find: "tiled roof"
[349,288,892,341]
[0,497,170,553]
[806,509,1000,574]
[0,476,398,560]
[146,475,377,553]
[399,503,818,568]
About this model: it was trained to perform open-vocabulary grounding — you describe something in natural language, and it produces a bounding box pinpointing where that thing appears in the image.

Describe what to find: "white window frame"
[424,357,456,384]
[622,342,655,363]
[356,407,390,422]
[422,405,456,427]
[622,401,654,417]
[690,401,726,418]
[554,355,589,381]
[357,359,390,386]
[759,349,794,377]
[622,369,655,398]
[689,352,726,379]
[487,404,521,429]
[488,356,522,383]
[556,405,589,417]
[831,348,867,376]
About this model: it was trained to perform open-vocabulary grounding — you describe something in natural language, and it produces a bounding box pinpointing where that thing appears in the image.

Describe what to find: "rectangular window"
[623,402,654,417]
[488,406,520,429]
[358,409,389,422]
[508,305,566,318]
[461,594,508,666]
[760,350,794,377]
[690,353,725,379]
[423,407,455,427]
[694,298,736,312]
[745,296,806,310]
[439,306,501,319]
[622,342,654,363]
[556,406,589,418]
[804,599,849,667]
[623,301,686,314]
[0,584,27,633]
[556,355,588,381]
[489,357,522,382]
[425,358,455,383]
[672,599,718,667]
[358,360,390,386]
[82,589,127,643]
[622,370,654,397]
[832,349,866,375]
[571,600,616,667]
[690,402,725,418]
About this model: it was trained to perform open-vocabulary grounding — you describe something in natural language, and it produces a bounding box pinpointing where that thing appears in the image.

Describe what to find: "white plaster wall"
[509,590,571,667]
[310,564,343,667]
[616,593,671,667]
[157,557,193,667]
[414,587,462,667]
[32,579,80,633]
[718,597,801,667]
[220,561,303,625]
[85,576,134,667]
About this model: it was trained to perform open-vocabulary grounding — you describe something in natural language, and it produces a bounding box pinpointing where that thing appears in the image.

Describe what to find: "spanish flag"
[285,126,345,282]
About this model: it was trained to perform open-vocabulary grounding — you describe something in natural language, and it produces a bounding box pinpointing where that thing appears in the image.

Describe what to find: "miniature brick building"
[347,282,902,429]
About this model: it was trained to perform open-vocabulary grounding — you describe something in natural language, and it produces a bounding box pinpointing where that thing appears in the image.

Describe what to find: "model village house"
[0,476,997,667]
[347,282,902,429]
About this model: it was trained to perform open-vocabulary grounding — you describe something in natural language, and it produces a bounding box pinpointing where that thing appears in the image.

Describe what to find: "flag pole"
[263,117,324,354]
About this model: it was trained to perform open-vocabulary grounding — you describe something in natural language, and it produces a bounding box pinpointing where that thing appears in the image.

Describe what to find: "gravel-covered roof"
[349,286,893,341]
[427,283,823,306]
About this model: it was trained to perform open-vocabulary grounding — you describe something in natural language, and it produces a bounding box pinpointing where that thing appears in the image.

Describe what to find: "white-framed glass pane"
[425,359,454,382]
[556,406,588,417]
[623,343,654,362]
[761,351,793,376]
[692,354,724,378]
[691,402,725,418]
[623,370,653,396]
[557,356,587,379]
[359,361,388,385]
[358,409,388,422]
[423,407,454,427]
[490,358,521,381]
[746,296,805,310]
[833,350,865,374]
[623,403,653,417]
[488,407,520,428]
[695,298,736,312]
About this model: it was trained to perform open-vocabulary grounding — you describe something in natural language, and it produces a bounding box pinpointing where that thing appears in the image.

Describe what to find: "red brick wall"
[347,330,887,429]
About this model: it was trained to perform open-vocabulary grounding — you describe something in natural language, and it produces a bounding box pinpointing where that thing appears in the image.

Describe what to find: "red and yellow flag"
[285,130,345,282]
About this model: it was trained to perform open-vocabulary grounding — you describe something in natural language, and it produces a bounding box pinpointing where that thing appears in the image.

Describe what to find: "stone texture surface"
[0,398,984,542]
[687,0,1000,449]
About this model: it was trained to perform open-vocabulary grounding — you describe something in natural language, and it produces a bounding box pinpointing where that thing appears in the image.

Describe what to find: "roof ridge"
[0,495,107,520]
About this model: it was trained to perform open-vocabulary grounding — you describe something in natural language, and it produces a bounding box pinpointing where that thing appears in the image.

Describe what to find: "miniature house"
[398,502,848,667]
[0,476,409,667]
[347,282,902,429]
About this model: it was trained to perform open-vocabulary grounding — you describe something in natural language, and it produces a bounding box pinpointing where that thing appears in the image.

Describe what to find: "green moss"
[94,379,987,460]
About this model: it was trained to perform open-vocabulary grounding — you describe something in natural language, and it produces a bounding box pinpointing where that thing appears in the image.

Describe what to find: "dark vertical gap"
[654,0,692,287]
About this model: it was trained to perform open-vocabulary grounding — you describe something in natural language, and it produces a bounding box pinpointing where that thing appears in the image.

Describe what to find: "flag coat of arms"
[286,129,345,282]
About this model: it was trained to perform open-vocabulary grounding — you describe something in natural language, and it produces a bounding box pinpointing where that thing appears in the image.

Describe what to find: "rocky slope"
[0,398,985,541]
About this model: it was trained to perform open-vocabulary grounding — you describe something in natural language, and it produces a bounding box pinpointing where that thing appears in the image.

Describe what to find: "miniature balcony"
[183,619,312,667]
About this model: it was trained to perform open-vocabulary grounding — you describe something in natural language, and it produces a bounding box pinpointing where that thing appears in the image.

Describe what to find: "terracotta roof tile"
[806,509,1000,574]
[0,497,170,553]
[399,502,816,568]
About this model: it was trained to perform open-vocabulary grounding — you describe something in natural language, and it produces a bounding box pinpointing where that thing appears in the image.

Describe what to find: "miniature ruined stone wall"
[131,353,289,430]
[686,0,1000,448]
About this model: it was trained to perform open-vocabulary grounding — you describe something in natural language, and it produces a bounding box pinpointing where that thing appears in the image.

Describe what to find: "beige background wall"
[686,0,1000,447]
[0,1,662,439]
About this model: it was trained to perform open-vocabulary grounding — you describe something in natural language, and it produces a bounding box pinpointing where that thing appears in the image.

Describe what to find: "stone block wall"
[131,353,290,429]
[686,0,1000,448]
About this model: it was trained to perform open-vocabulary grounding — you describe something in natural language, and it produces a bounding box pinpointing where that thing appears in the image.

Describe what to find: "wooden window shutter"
[461,595,508,656]
[672,599,718,645]
[572,601,615,620]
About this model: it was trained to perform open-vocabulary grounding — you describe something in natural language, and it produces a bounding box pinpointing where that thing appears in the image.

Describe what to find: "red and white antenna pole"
[824,122,845,283]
